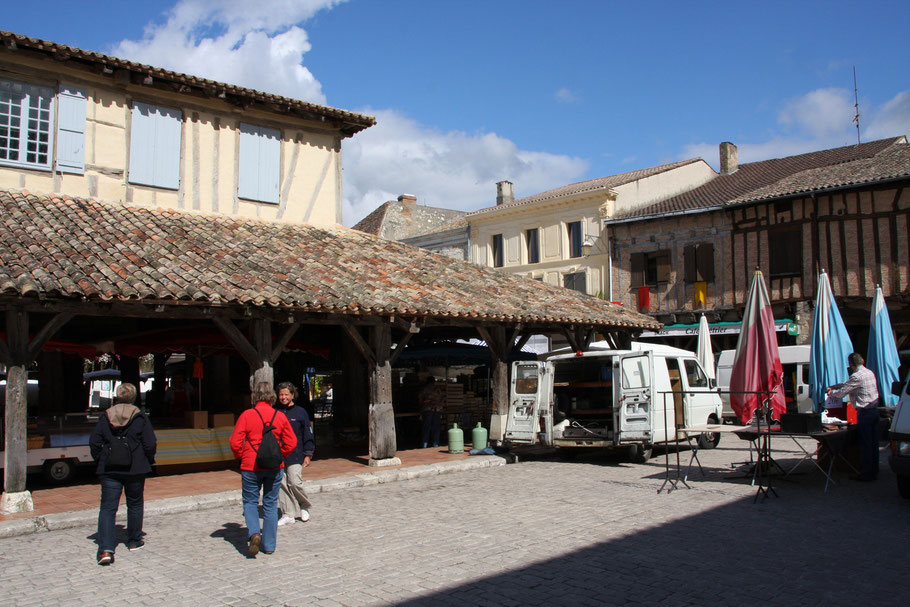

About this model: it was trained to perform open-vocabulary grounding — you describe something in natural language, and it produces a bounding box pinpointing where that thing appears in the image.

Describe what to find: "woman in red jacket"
[230,382,297,556]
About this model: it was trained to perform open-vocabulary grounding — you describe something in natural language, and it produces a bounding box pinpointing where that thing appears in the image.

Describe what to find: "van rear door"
[613,351,654,445]
[506,361,548,444]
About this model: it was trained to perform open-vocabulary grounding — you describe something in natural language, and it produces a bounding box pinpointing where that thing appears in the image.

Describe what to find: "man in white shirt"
[827,353,881,481]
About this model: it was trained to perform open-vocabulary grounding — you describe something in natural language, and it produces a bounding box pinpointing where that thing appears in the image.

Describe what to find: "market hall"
[0,188,659,512]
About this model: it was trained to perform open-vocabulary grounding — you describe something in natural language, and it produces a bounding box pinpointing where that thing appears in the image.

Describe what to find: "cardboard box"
[186,411,208,429]
[209,412,235,427]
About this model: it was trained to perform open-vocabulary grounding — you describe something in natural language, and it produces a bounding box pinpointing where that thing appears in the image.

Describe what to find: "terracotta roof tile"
[0,31,375,135]
[0,189,658,330]
[469,159,703,216]
[615,137,906,219]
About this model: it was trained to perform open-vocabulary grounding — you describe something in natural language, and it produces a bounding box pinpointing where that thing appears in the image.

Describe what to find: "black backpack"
[107,420,134,471]
[252,409,283,469]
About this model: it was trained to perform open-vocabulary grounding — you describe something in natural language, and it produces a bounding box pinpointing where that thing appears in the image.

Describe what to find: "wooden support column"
[477,324,519,444]
[368,324,397,464]
[2,308,72,513]
[341,321,399,466]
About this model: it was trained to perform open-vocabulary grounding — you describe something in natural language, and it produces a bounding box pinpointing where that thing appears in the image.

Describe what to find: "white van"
[505,343,723,462]
[888,374,910,498]
[716,345,812,422]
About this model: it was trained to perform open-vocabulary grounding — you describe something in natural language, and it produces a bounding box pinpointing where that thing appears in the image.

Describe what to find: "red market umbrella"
[729,270,786,423]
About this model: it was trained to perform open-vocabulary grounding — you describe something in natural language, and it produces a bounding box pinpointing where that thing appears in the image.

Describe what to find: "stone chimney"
[398,194,417,204]
[719,142,738,175]
[496,181,514,206]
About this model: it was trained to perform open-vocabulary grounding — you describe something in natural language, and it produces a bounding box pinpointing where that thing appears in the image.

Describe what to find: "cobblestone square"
[1,439,908,606]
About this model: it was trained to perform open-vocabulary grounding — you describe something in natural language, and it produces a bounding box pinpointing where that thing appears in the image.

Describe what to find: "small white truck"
[503,343,723,462]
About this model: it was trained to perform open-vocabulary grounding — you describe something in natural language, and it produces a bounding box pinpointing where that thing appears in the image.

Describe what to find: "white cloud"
[865,90,910,141]
[110,0,343,102]
[110,0,591,227]
[342,110,589,226]
[682,88,910,170]
[555,87,577,103]
[778,88,856,138]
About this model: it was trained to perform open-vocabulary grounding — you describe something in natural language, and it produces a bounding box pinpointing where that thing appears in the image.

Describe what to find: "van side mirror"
[891,381,904,397]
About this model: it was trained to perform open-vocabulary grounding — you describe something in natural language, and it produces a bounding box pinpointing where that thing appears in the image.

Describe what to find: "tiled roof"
[352,200,466,240]
[614,137,906,220]
[0,189,658,330]
[0,31,375,136]
[729,142,910,204]
[468,159,703,216]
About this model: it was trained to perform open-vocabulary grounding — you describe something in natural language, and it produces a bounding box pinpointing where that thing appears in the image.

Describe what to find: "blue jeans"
[421,411,441,448]
[856,406,880,480]
[241,468,283,552]
[97,474,145,553]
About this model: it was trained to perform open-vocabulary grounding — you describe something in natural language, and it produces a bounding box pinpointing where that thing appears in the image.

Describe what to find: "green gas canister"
[447,422,464,453]
[472,422,488,449]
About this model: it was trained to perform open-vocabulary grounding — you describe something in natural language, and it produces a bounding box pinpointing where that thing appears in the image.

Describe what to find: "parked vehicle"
[889,375,910,498]
[716,345,812,422]
[504,343,723,462]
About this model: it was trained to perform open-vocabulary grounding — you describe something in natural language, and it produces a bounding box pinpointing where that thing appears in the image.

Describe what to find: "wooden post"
[477,325,517,444]
[251,319,274,388]
[368,324,397,464]
[1,309,72,512]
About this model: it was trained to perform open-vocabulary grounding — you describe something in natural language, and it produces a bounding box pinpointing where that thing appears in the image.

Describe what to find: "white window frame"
[238,122,281,204]
[0,78,55,171]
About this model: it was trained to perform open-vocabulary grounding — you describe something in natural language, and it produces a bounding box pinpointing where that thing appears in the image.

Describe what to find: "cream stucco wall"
[0,54,348,226]
[468,163,718,298]
[469,194,612,298]
[611,161,715,215]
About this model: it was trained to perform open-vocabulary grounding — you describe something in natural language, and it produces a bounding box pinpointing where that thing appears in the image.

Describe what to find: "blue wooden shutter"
[55,84,86,174]
[238,123,280,203]
[129,102,181,189]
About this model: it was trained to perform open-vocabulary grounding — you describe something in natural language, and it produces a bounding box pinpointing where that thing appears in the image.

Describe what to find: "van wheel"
[628,443,652,464]
[698,416,722,449]
[43,459,75,484]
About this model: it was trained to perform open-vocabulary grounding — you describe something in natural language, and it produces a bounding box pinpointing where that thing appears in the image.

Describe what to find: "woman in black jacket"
[89,382,157,565]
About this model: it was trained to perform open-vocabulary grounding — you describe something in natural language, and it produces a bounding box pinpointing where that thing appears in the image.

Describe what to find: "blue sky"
[5,0,910,225]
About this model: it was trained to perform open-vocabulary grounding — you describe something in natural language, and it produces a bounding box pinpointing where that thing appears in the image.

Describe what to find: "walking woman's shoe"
[97,551,114,566]
[248,533,261,556]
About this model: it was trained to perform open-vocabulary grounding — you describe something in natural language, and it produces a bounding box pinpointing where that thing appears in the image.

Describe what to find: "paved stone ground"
[1,437,908,606]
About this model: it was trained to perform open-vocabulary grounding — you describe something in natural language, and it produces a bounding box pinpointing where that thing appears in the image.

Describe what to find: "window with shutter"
[567,221,583,258]
[491,234,504,267]
[684,243,715,283]
[238,122,281,204]
[563,271,586,293]
[526,228,540,264]
[0,78,54,171]
[55,84,86,174]
[769,226,802,277]
[129,102,182,189]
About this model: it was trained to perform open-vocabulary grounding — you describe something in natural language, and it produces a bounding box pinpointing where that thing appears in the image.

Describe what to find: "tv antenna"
[853,66,861,144]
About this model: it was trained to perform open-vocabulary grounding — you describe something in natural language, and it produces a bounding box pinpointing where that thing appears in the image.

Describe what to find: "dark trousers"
[97,473,146,553]
[856,406,880,480]
[421,411,441,448]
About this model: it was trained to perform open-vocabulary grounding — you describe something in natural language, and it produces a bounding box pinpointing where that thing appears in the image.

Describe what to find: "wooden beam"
[211,317,259,364]
[25,311,73,363]
[341,321,374,364]
[388,331,415,368]
[270,321,300,363]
